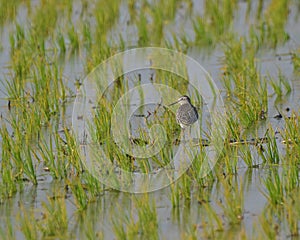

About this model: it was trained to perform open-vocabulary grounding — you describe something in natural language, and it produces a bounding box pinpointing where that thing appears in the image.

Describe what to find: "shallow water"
[0,0,299,239]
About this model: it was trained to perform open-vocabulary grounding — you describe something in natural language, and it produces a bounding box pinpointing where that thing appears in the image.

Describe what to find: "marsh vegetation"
[0,0,299,239]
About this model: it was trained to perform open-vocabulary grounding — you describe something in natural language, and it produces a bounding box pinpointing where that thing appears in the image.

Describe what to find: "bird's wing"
[176,105,198,125]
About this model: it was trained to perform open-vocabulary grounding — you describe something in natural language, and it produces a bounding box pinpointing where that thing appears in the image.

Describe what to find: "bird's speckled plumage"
[170,96,198,128]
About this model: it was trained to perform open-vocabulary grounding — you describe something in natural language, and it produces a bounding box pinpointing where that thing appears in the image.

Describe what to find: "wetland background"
[0,0,300,239]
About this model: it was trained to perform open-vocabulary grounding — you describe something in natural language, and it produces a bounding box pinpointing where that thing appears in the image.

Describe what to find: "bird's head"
[169,95,191,106]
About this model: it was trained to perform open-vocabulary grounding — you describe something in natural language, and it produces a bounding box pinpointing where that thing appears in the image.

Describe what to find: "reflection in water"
[2,167,280,239]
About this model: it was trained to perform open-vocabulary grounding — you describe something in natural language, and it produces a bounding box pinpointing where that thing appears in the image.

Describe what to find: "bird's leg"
[180,128,186,144]
[187,126,191,143]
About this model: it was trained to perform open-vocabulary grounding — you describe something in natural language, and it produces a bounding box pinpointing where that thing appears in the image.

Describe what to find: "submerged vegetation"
[0,0,299,239]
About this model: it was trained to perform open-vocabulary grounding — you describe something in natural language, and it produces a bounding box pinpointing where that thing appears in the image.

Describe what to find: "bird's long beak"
[168,100,179,106]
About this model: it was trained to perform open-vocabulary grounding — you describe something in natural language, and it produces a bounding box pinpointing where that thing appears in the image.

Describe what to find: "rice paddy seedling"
[3,69,25,103]
[94,0,121,43]
[190,156,215,195]
[34,133,67,179]
[192,0,238,47]
[22,144,37,184]
[9,23,25,54]
[0,126,18,199]
[239,145,256,167]
[150,7,163,45]
[170,182,180,208]
[0,117,38,184]
[56,32,66,54]
[6,29,66,134]
[69,177,89,210]
[147,0,179,46]
[92,105,111,144]
[262,0,290,47]
[67,24,80,54]
[82,21,92,49]
[255,0,264,20]
[137,10,149,46]
[127,0,138,24]
[81,172,104,200]
[30,0,58,40]
[156,0,178,21]
[292,48,300,70]
[0,0,22,27]
[92,105,135,173]
[167,33,189,52]
[60,128,83,174]
[135,158,150,175]
[248,0,291,48]
[257,128,280,165]
[225,111,242,141]
[85,40,112,72]
[281,112,300,157]
[223,145,239,174]
[269,71,292,98]
[221,39,268,128]
[179,173,193,201]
